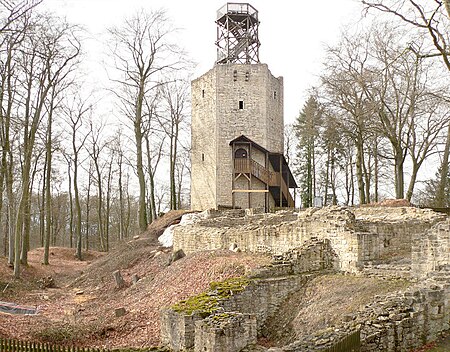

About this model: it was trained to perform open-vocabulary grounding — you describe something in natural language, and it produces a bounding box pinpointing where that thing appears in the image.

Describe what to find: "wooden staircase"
[234,158,294,207]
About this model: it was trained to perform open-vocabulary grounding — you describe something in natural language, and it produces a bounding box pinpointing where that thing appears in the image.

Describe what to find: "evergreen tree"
[294,97,321,208]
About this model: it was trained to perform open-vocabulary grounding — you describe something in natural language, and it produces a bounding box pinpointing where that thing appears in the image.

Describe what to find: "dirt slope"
[0,241,270,348]
[264,274,411,346]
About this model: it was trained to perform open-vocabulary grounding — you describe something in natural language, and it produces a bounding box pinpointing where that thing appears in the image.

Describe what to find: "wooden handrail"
[234,157,295,207]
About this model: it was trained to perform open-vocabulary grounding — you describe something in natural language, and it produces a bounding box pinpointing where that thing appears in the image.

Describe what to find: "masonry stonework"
[412,219,450,278]
[163,206,450,351]
[191,64,284,211]
[172,206,445,273]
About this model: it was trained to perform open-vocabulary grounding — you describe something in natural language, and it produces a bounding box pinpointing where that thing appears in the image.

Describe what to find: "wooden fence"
[1,332,359,352]
[322,329,360,352]
[0,339,106,352]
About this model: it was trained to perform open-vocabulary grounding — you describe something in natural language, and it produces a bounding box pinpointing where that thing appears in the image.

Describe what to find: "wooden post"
[265,152,269,212]
[279,156,282,207]
[231,142,235,208]
[287,163,290,207]
[248,143,252,208]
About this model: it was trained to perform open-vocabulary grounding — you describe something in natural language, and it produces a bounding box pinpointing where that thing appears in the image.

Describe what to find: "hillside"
[0,239,270,348]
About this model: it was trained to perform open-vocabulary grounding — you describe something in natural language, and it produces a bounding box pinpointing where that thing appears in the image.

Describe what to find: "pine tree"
[294,97,321,208]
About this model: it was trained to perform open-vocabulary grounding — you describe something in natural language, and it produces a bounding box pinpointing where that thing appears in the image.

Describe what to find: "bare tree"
[0,0,43,33]
[0,15,26,265]
[160,78,189,210]
[10,14,80,277]
[63,95,90,261]
[320,31,376,204]
[362,0,450,205]
[108,9,185,231]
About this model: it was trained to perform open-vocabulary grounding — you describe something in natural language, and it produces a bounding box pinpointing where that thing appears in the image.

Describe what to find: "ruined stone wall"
[279,281,450,352]
[173,207,445,274]
[358,282,450,352]
[355,207,446,264]
[194,313,257,352]
[173,208,362,273]
[160,275,308,352]
[412,220,450,278]
[160,239,334,352]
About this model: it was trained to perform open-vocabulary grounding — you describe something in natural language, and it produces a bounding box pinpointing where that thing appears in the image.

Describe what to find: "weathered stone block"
[194,313,257,352]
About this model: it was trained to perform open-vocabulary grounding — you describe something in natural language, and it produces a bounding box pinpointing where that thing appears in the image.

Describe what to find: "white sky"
[41,0,364,124]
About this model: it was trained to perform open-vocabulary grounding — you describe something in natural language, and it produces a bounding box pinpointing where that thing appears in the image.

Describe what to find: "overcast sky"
[41,0,363,124]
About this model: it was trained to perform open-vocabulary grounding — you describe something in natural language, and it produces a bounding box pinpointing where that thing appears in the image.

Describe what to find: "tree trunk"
[324,149,330,206]
[7,149,14,266]
[374,141,379,203]
[394,150,405,199]
[356,140,366,204]
[67,161,73,248]
[118,153,124,240]
[85,164,92,250]
[435,123,450,207]
[73,150,82,260]
[39,171,45,247]
[406,160,422,202]
[145,135,157,222]
[43,106,53,265]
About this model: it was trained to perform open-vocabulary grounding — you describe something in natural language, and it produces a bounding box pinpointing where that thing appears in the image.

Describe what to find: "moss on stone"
[171,277,250,317]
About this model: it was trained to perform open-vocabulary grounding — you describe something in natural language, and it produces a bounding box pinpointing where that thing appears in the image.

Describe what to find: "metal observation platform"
[215,3,260,64]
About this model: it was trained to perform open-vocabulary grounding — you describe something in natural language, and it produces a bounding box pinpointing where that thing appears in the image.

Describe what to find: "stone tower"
[191,3,297,211]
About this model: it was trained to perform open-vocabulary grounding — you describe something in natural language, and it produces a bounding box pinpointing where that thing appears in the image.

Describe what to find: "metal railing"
[217,3,258,20]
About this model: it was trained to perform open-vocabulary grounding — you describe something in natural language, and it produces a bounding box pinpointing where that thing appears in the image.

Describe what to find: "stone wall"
[355,207,446,264]
[160,309,203,351]
[275,280,450,352]
[412,219,450,278]
[190,63,284,210]
[357,282,450,352]
[173,207,445,274]
[194,313,257,352]
[160,239,335,351]
[164,206,449,351]
[191,67,218,211]
[160,275,313,351]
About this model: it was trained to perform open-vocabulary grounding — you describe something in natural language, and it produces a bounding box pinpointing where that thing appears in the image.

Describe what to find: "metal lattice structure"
[216,3,260,64]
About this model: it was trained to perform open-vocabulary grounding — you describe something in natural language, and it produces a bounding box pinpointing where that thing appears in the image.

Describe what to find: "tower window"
[239,100,244,109]
[233,69,238,81]
[273,91,277,99]
[202,89,205,98]
[202,153,205,162]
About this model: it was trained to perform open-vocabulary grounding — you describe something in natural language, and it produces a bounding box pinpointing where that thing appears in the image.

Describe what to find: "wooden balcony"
[234,158,294,207]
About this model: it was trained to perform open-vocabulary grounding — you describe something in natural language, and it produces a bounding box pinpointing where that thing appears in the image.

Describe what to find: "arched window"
[235,148,248,158]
